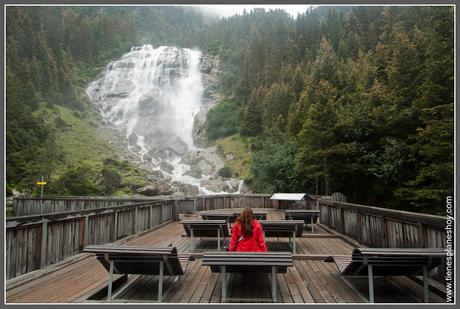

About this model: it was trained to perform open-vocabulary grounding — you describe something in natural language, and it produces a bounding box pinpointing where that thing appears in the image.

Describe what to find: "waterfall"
[87,45,241,194]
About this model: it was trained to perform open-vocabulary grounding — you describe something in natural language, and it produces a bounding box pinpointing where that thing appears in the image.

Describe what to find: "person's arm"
[228,223,240,251]
[255,221,267,252]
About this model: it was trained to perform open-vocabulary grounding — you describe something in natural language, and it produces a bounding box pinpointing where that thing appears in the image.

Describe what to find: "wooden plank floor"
[6,211,446,303]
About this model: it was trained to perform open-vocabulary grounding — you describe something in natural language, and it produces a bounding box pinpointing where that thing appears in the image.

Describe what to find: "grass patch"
[33,102,148,195]
[36,104,116,177]
[215,134,251,180]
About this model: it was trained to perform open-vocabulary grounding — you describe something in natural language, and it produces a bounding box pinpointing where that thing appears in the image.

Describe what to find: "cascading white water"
[87,45,243,194]
[87,45,202,149]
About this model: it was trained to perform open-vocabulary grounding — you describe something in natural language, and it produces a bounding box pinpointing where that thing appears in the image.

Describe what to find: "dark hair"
[238,208,255,237]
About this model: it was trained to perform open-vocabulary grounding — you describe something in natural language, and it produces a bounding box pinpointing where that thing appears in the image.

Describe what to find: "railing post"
[340,206,345,235]
[40,219,48,268]
[356,211,362,244]
[160,203,164,223]
[148,205,152,229]
[84,215,90,247]
[113,211,118,241]
[174,200,179,220]
[150,204,154,227]
[382,216,389,248]
[416,222,426,248]
[133,206,137,234]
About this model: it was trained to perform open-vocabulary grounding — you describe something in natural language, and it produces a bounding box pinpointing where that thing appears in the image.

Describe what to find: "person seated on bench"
[228,208,267,252]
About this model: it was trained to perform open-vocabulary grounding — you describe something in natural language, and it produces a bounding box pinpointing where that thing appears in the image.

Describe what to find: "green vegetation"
[206,99,239,140]
[6,6,453,215]
[250,135,301,193]
[205,6,453,214]
[215,135,251,180]
[217,166,233,178]
[6,7,150,196]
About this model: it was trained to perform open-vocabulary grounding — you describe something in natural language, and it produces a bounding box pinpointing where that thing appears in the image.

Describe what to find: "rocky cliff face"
[193,55,223,147]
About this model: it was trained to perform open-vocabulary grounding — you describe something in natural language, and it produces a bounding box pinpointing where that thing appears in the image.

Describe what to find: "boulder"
[128,133,137,146]
[160,161,174,173]
[136,180,173,196]
[169,137,188,156]
[197,160,215,175]
[148,170,164,180]
[183,166,202,179]
[138,92,163,114]
[142,151,153,162]
[200,177,228,193]
[172,182,200,196]
[180,150,202,166]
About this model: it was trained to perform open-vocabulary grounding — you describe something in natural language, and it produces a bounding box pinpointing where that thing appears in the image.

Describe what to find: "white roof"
[270,193,308,201]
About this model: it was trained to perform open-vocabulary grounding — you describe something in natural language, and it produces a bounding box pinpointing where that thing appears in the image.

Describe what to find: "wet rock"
[180,149,202,166]
[144,136,188,160]
[138,91,163,114]
[172,182,200,196]
[238,181,252,194]
[200,54,213,74]
[143,151,153,162]
[148,170,164,180]
[180,146,225,176]
[136,180,173,196]
[155,148,178,160]
[192,108,210,147]
[128,133,137,146]
[197,160,215,175]
[183,166,202,179]
[200,177,229,192]
[160,161,174,173]
[105,80,135,98]
[202,146,225,174]
[226,179,241,192]
[169,137,188,156]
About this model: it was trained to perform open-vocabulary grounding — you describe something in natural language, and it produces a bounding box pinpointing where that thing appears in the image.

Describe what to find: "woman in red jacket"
[228,208,267,252]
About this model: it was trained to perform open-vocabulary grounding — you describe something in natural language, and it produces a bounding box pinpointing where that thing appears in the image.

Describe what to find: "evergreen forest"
[6,6,454,215]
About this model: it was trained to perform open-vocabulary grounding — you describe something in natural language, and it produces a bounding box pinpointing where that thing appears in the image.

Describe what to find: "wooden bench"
[202,251,293,302]
[284,209,320,232]
[200,210,267,225]
[333,248,446,303]
[181,220,230,250]
[259,220,304,254]
[84,245,191,302]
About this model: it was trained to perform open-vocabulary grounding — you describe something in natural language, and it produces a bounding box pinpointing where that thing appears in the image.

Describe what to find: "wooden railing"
[12,196,160,216]
[6,200,174,280]
[12,194,277,216]
[7,194,447,283]
[318,198,446,280]
[6,194,273,280]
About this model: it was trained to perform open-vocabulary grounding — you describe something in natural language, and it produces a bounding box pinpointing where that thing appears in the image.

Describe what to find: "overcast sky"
[195,5,315,18]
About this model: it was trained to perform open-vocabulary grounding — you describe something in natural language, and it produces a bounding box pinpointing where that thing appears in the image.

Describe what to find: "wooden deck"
[6,210,446,303]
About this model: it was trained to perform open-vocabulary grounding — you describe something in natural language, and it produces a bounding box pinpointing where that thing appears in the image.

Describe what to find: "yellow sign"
[36,181,47,186]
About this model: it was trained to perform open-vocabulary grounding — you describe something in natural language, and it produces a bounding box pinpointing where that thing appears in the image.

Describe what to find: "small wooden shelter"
[270,193,315,209]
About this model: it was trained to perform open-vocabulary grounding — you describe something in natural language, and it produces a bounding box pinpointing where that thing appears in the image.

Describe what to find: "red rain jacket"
[228,219,267,252]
